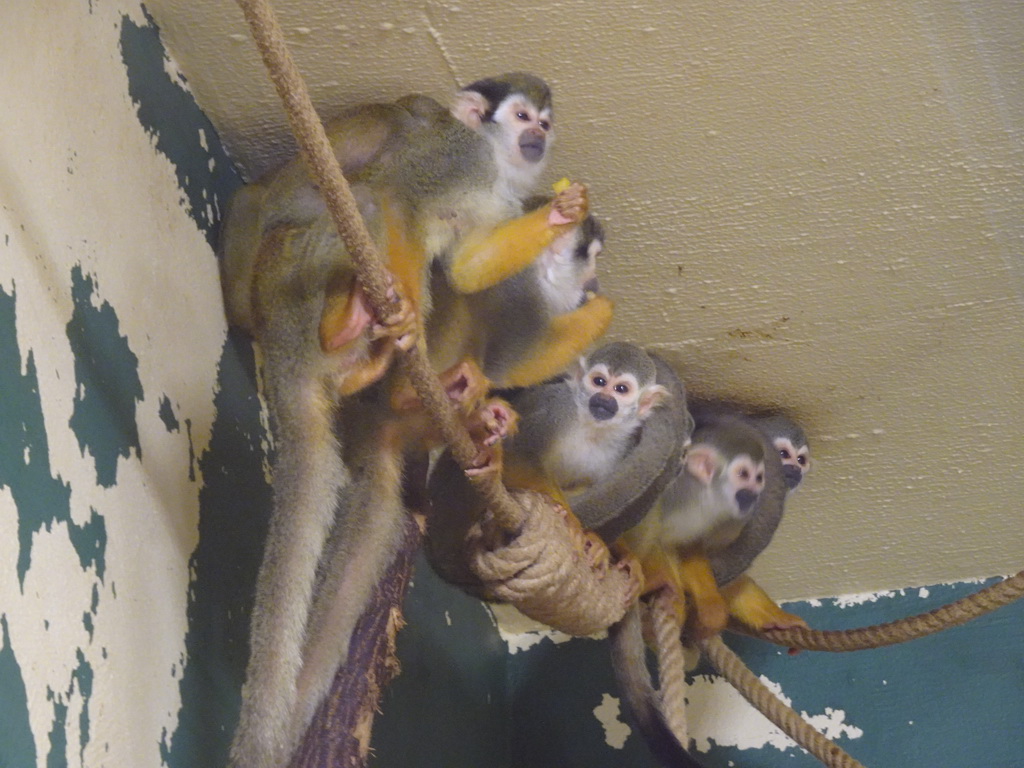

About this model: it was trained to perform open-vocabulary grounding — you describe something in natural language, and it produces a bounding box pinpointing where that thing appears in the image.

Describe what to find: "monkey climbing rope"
[234,0,639,638]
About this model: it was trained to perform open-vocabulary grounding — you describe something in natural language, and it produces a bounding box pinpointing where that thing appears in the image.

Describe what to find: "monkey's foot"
[722,575,808,633]
[438,359,491,411]
[464,444,501,478]
[549,182,589,227]
[551,504,608,571]
[369,284,418,352]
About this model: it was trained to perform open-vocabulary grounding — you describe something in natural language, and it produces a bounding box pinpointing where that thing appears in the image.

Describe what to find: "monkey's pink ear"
[637,384,670,418]
[684,445,720,486]
[452,91,488,129]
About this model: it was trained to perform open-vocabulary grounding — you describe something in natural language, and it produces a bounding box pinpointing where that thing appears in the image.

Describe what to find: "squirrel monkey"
[424,343,679,592]
[426,199,613,388]
[502,342,671,505]
[708,412,811,586]
[224,74,583,768]
[610,415,807,767]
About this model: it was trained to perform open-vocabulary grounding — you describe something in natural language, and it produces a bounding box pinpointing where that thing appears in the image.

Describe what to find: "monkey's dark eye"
[797,455,807,466]
[592,375,606,387]
[614,383,630,394]
[539,119,551,131]
[779,448,791,459]
[756,472,764,484]
[738,468,750,480]
[516,111,530,121]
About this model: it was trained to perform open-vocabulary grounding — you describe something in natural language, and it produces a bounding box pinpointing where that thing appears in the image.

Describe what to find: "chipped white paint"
[485,603,584,654]
[593,693,632,749]
[0,2,224,765]
[687,672,863,754]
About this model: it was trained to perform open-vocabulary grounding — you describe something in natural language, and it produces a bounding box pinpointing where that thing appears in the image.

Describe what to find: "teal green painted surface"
[66,265,143,488]
[41,650,95,768]
[371,554,512,768]
[120,9,239,247]
[0,616,37,767]
[509,579,1024,768]
[159,395,181,432]
[0,284,73,589]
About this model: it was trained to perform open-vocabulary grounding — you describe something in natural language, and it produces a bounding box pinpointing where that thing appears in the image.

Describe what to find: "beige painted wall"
[148,0,1024,600]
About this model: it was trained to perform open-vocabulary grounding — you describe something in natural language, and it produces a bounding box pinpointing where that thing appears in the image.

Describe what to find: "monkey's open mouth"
[518,137,546,162]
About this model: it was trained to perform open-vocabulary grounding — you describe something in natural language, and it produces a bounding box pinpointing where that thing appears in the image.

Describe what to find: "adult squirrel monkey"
[223,73,583,768]
[610,414,808,767]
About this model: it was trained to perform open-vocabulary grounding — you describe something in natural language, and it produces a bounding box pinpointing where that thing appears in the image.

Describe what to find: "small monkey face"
[774,437,811,490]
[491,95,554,165]
[726,455,765,515]
[581,364,640,422]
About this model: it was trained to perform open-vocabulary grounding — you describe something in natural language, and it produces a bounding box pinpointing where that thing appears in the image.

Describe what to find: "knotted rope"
[234,0,637,633]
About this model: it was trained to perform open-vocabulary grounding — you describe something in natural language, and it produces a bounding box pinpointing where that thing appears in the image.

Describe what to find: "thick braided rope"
[469,491,638,635]
[235,0,638,631]
[701,636,867,768]
[746,569,1024,652]
[648,594,690,749]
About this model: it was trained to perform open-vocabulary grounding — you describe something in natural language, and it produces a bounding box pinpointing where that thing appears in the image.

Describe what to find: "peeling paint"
[0,615,36,766]
[66,266,143,488]
[593,693,631,749]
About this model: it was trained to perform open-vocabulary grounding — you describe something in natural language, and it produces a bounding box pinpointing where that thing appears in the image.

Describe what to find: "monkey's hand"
[548,182,589,227]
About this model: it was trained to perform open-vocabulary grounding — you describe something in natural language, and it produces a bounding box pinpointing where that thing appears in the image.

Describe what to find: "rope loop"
[468,490,641,636]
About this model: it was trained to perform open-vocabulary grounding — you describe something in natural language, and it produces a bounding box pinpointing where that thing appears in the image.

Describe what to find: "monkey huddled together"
[219,73,811,768]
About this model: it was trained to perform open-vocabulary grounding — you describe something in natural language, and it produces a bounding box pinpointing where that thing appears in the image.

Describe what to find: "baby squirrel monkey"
[707,412,811,586]
[426,194,613,388]
[224,73,584,768]
[502,342,671,505]
[424,343,677,592]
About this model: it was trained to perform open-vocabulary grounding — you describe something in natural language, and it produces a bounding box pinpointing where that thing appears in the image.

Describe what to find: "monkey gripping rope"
[233,0,638,637]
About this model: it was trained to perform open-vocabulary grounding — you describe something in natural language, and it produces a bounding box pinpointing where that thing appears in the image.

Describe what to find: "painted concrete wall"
[1,4,1021,768]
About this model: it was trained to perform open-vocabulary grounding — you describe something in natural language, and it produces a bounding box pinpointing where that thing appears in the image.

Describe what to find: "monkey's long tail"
[608,603,706,768]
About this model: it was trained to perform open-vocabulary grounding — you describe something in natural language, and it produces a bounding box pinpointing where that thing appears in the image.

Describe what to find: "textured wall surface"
[144,0,1024,599]
[2,3,1021,768]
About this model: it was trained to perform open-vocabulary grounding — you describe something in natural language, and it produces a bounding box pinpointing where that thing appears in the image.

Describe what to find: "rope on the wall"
[700,636,867,768]
[744,568,1024,652]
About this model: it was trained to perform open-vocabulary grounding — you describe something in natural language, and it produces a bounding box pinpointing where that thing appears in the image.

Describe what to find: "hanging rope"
[649,593,691,749]
[233,0,638,634]
[700,636,867,768]
[744,568,1024,652]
